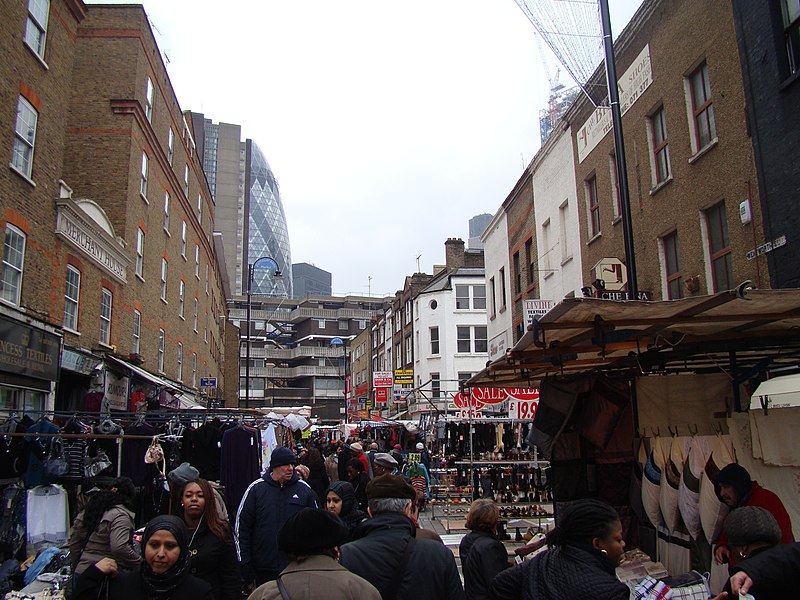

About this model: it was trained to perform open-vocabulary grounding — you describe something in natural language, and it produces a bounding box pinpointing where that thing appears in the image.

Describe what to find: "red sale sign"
[375,387,389,403]
[453,387,539,418]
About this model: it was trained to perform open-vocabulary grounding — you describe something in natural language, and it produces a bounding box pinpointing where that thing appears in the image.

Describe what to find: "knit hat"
[416,442,424,450]
[393,444,402,451]
[350,442,363,452]
[724,506,782,547]
[373,453,398,469]
[278,508,348,555]
[270,447,297,470]
[167,462,199,485]
[369,442,379,450]
[366,474,417,501]
[714,463,752,506]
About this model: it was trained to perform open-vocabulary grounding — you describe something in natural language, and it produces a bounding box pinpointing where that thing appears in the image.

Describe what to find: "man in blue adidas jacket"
[235,447,317,589]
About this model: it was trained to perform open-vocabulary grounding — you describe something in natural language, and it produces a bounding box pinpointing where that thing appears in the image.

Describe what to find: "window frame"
[586,175,601,238]
[183,164,189,197]
[135,228,145,278]
[1,224,26,306]
[160,258,168,301]
[145,77,154,122]
[513,251,521,294]
[12,96,38,179]
[163,192,170,232]
[24,0,50,59]
[99,288,113,346]
[181,221,187,258]
[193,298,199,332]
[140,152,149,200]
[178,280,185,318]
[662,230,683,300]
[650,106,672,184]
[63,265,81,331]
[688,62,716,151]
[457,325,471,353]
[158,329,165,372]
[132,309,141,354]
[431,372,441,399]
[430,326,440,355]
[705,202,733,292]
[177,342,183,382]
[167,128,174,165]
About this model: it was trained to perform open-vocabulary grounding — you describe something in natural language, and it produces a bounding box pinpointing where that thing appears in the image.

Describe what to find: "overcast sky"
[87,0,642,297]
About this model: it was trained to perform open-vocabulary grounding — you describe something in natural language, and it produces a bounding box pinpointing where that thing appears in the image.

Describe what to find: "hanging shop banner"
[375,387,389,404]
[0,316,60,381]
[508,398,539,420]
[452,387,539,415]
[373,371,393,387]
[524,299,557,329]
[104,369,129,411]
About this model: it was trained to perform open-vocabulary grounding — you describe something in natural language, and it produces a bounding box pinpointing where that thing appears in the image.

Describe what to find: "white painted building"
[481,209,512,363]
[412,267,488,416]
[532,124,584,301]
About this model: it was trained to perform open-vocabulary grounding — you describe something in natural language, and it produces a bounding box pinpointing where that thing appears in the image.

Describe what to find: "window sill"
[181,254,187,262]
[649,175,674,196]
[560,255,574,267]
[179,315,185,321]
[0,298,22,310]
[587,232,602,246]
[499,306,507,314]
[688,138,718,164]
[63,327,80,336]
[164,228,171,237]
[161,298,168,304]
[135,274,145,283]
[24,41,49,70]
[9,164,36,187]
[98,341,114,350]
[612,216,622,225]
[140,192,149,205]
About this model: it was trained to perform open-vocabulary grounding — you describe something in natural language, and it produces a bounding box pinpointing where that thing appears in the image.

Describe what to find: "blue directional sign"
[199,377,217,388]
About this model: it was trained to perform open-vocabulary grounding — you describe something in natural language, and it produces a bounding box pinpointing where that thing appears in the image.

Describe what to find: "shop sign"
[453,387,539,414]
[0,316,60,381]
[524,300,557,328]
[373,371,393,387]
[508,398,539,420]
[61,348,101,375]
[394,369,413,384]
[455,408,483,419]
[375,387,389,403]
[488,330,508,361]
[600,290,652,301]
[104,369,129,410]
[577,45,652,163]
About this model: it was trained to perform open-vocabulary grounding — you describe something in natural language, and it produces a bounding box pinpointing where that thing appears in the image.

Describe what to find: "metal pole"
[599,0,638,299]
[245,263,252,408]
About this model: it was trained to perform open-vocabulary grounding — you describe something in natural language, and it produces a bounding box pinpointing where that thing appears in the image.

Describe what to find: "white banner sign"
[508,398,539,420]
[524,299,557,328]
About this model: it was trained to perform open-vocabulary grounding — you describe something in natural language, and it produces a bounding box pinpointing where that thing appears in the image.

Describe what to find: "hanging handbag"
[144,437,164,465]
[83,450,112,478]
[44,438,68,477]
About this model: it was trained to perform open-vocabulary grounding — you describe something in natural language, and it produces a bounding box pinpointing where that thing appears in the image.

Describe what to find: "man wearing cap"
[248,508,381,600]
[416,442,431,472]
[713,463,793,567]
[339,475,464,600]
[235,447,318,590]
[390,444,405,473]
[372,453,398,478]
[351,442,372,478]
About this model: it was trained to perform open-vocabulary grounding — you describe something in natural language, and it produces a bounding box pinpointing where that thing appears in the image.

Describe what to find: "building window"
[524,239,533,288]
[456,284,486,309]
[705,202,733,292]
[179,221,187,257]
[24,0,50,58]
[158,329,165,372]
[663,231,683,300]
[192,353,197,387]
[431,372,441,399]
[473,284,486,309]
[160,258,168,301]
[167,128,174,165]
[405,335,412,360]
[135,228,145,278]
[499,267,507,309]
[12,96,38,179]
[140,152,148,199]
[197,194,202,226]
[782,0,800,75]
[489,277,497,318]
[195,246,200,278]
[163,193,170,232]
[513,251,521,294]
[541,220,551,274]
[457,326,470,353]
[559,201,570,262]
[457,326,487,353]
[183,164,190,197]
[99,288,112,346]
[358,319,366,329]
[1,225,26,306]
[430,326,439,354]
[688,62,716,150]
[650,107,671,184]
[63,265,80,331]
[338,320,348,331]
[178,280,185,318]
[455,285,470,309]
[609,154,622,219]
[132,310,141,354]
[193,298,198,332]
[586,176,600,238]
[177,343,183,381]
[475,326,487,353]
[145,77,154,122]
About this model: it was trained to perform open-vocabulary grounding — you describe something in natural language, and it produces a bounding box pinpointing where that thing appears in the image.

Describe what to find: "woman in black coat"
[178,479,242,599]
[300,447,330,504]
[74,515,213,600]
[491,499,628,600]
[346,458,369,512]
[459,499,509,600]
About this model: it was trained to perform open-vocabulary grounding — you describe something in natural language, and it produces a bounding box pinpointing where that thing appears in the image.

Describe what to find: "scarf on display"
[140,515,192,599]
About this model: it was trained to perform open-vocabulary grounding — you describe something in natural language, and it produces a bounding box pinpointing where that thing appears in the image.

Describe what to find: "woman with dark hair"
[300,447,330,504]
[459,499,508,600]
[68,476,141,577]
[74,514,213,600]
[346,458,369,512]
[178,479,242,599]
[491,498,629,600]
[325,481,367,540]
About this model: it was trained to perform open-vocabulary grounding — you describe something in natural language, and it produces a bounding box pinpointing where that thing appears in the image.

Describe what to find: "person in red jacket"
[349,442,371,478]
[713,463,794,566]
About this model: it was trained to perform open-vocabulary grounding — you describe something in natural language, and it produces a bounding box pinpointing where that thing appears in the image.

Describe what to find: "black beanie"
[714,463,752,506]
[270,447,297,470]
[724,506,782,547]
[277,508,348,555]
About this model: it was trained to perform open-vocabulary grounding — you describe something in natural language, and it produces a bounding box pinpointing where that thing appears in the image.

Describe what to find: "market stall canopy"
[750,373,800,410]
[468,288,800,390]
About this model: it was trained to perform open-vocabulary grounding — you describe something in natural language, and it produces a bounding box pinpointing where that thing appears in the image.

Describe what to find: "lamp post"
[244,257,282,408]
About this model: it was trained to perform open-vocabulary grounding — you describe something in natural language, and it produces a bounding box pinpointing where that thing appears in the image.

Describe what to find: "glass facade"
[246,141,292,297]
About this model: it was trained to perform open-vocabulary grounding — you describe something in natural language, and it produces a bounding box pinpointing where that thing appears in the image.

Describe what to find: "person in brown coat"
[247,508,380,600]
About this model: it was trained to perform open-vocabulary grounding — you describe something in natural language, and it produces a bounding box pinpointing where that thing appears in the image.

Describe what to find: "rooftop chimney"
[445,238,465,270]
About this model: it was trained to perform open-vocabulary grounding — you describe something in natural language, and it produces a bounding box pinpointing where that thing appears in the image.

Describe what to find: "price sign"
[508,399,539,420]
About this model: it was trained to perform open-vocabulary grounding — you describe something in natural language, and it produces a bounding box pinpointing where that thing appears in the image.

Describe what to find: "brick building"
[572,0,765,300]
[1,1,230,413]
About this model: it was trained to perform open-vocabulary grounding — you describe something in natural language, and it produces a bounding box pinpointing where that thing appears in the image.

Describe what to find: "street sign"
[200,377,217,388]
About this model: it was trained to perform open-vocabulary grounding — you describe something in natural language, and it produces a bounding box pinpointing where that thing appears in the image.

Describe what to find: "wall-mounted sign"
[488,331,508,361]
[375,387,389,404]
[591,257,627,292]
[600,290,652,301]
[0,316,60,381]
[199,377,217,387]
[524,300,557,328]
[394,369,414,384]
[373,371,393,387]
[104,369,129,411]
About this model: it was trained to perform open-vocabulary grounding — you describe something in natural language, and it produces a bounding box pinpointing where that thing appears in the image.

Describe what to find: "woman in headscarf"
[491,498,629,600]
[325,480,367,541]
[459,499,509,600]
[68,476,141,577]
[74,515,213,600]
[178,479,242,599]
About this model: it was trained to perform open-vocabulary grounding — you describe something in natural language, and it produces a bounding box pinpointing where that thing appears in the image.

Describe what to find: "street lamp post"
[244,257,282,408]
